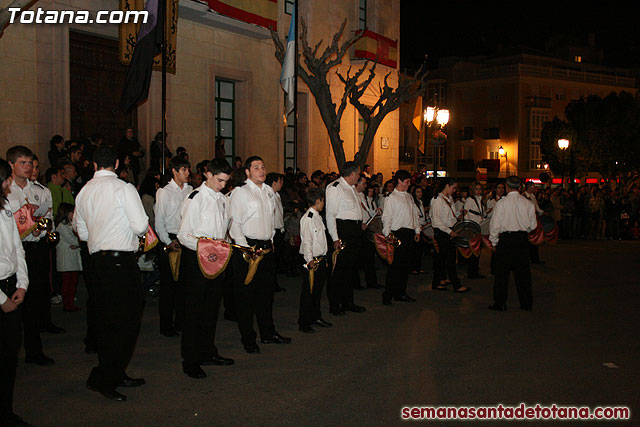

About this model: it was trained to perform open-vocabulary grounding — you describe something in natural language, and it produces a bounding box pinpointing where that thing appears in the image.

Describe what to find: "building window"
[215,79,235,165]
[358,0,367,30]
[285,109,295,169]
[357,116,366,150]
[458,127,474,140]
[285,0,295,15]
[574,56,582,63]
[489,151,499,160]
[530,144,542,170]
[483,128,500,140]
[528,109,549,140]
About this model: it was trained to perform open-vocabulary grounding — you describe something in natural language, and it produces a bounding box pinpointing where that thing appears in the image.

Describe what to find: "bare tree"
[272,18,425,169]
[0,0,38,38]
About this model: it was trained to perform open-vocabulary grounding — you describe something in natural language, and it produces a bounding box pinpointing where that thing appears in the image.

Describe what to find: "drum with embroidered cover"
[451,220,481,248]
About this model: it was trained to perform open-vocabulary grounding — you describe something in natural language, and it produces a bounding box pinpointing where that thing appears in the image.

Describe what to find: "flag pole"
[160,0,167,175]
[293,0,299,173]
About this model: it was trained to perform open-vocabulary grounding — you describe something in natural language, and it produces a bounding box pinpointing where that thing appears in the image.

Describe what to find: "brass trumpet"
[386,232,402,248]
[37,217,59,244]
[229,243,267,263]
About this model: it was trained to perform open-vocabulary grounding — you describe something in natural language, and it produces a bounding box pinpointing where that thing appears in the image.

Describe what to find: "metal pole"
[293,0,299,172]
[160,0,167,175]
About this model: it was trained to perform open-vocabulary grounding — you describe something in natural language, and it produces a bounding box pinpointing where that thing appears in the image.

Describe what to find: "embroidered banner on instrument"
[353,29,397,68]
[119,0,178,74]
[205,0,277,31]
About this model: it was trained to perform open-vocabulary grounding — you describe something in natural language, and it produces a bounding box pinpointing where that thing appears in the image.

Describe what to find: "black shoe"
[329,307,346,316]
[84,346,97,354]
[343,304,366,313]
[118,375,146,387]
[160,328,179,337]
[261,332,292,344]
[433,284,448,291]
[182,363,207,379]
[394,294,416,302]
[454,286,471,293]
[313,318,333,328]
[382,295,392,306]
[25,354,55,366]
[488,304,507,311]
[298,325,315,333]
[274,285,286,292]
[367,283,384,289]
[244,343,261,354]
[86,382,127,401]
[44,323,66,334]
[201,354,235,366]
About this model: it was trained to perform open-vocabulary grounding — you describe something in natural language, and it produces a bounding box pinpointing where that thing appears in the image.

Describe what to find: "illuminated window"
[358,0,367,30]
[215,79,235,165]
[574,56,582,63]
[528,109,549,140]
[530,144,542,170]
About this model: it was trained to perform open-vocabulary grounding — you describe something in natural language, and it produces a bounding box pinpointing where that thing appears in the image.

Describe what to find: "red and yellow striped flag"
[354,29,397,68]
[207,0,277,30]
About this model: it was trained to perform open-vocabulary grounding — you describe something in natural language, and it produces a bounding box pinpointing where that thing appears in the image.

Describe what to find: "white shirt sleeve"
[325,185,339,242]
[489,201,502,246]
[527,201,538,232]
[381,195,393,237]
[177,196,199,251]
[299,215,314,263]
[72,201,89,242]
[122,184,149,236]
[154,188,171,245]
[229,189,249,247]
[431,198,453,235]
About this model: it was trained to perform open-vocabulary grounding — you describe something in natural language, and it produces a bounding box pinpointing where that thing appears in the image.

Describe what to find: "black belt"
[337,219,362,224]
[168,233,177,241]
[246,238,273,250]
[93,250,135,257]
[500,231,527,235]
[22,239,46,248]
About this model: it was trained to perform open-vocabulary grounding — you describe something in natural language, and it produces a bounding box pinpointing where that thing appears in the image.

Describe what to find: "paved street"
[14,240,639,426]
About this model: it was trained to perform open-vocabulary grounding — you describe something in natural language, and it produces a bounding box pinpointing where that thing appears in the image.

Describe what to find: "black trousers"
[298,260,326,327]
[180,249,223,366]
[411,238,426,273]
[328,220,361,310]
[493,232,532,308]
[80,242,96,350]
[86,252,144,390]
[361,233,378,287]
[222,262,236,320]
[528,242,540,262]
[383,228,416,299]
[432,229,461,288]
[232,239,276,346]
[467,253,480,276]
[22,240,49,358]
[157,243,184,332]
[0,276,21,418]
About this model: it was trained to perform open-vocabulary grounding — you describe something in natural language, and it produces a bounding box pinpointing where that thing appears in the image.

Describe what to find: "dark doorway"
[69,31,136,147]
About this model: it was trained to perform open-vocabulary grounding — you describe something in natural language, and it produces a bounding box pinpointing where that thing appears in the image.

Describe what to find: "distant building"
[400,50,636,181]
[0,0,400,177]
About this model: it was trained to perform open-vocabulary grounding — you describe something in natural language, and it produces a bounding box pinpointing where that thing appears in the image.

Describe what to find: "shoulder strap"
[188,190,199,199]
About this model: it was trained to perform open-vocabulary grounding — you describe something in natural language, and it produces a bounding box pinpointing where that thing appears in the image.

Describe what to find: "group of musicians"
[1,146,541,418]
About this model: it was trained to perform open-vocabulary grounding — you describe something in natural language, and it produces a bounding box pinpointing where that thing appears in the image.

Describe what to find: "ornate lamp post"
[557,138,570,188]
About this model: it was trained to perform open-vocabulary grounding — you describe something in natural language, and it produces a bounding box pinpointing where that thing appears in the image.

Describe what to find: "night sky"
[400,1,640,72]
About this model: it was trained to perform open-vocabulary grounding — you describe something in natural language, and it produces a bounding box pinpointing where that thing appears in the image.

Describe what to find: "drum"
[422,217,434,238]
[451,220,481,248]
[540,215,555,233]
[365,216,383,242]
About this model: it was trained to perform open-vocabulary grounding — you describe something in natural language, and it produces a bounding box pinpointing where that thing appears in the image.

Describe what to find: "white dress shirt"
[523,191,544,215]
[416,199,427,227]
[268,186,285,232]
[486,197,501,218]
[177,184,228,251]
[381,189,420,236]
[325,177,363,241]
[489,191,538,246]
[430,194,459,234]
[0,203,28,305]
[464,195,485,224]
[299,207,328,263]
[7,179,53,242]
[73,170,149,254]
[229,179,276,246]
[154,179,193,245]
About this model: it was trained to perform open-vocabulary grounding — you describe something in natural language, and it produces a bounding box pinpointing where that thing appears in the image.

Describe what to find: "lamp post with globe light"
[423,106,449,177]
[557,138,570,188]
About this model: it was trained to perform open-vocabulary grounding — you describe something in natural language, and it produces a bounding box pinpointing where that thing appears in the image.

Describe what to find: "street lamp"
[557,138,570,188]
[498,145,508,176]
[423,106,450,178]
